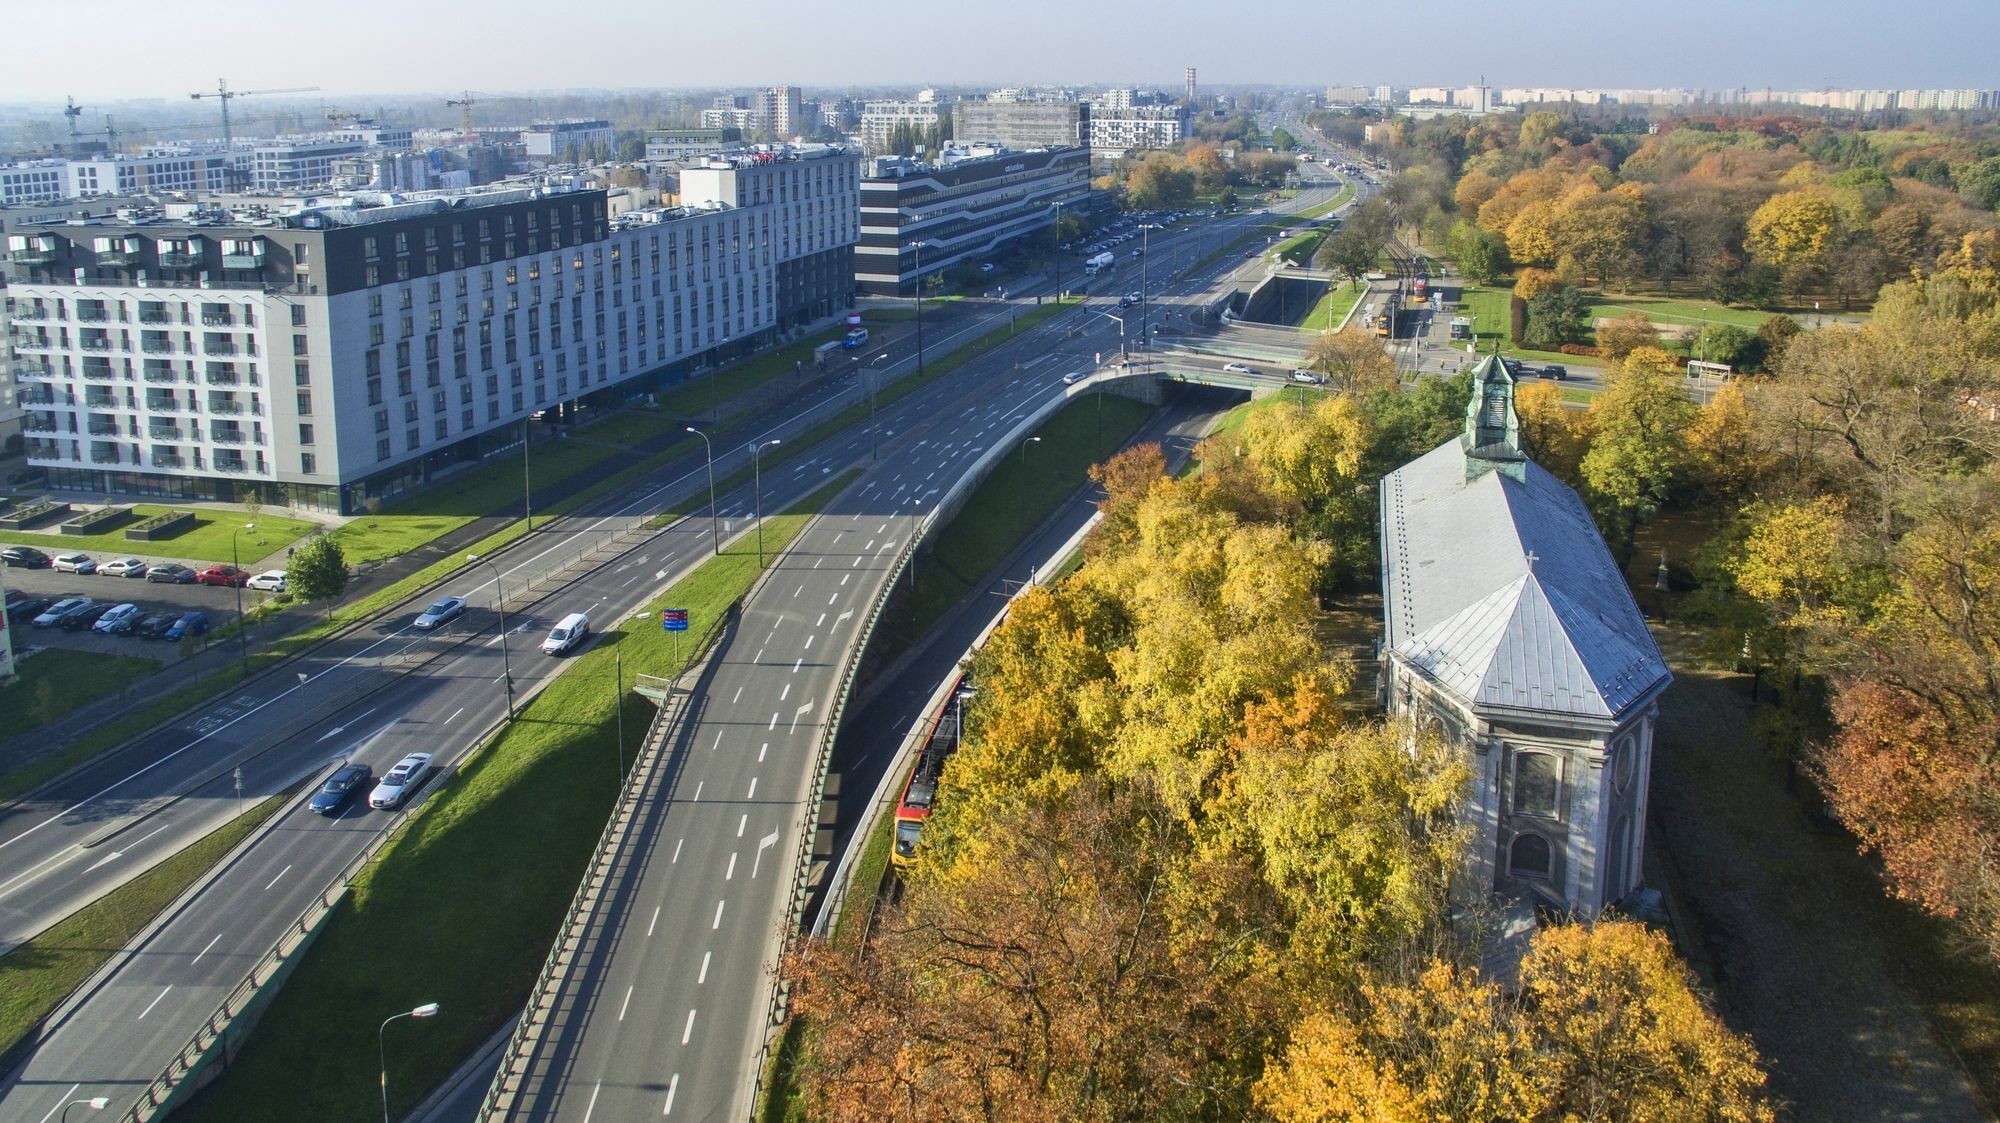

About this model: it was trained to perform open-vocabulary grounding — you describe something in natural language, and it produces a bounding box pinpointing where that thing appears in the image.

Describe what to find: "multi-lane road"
[0,155,1353,1123]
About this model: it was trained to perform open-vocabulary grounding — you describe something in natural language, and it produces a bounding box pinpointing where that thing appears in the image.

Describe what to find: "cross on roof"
[1525,550,1539,572]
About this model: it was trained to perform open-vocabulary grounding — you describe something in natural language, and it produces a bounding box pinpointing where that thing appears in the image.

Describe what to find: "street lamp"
[685,426,718,555]
[904,240,928,375]
[379,1002,441,1123]
[1047,200,1067,300]
[60,1098,108,1123]
[1019,435,1042,466]
[1089,308,1128,358]
[750,438,780,568]
[467,554,514,718]
[1138,223,1162,345]
[866,351,890,460]
[230,522,255,678]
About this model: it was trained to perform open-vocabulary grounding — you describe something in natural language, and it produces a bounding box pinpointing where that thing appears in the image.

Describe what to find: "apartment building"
[858,100,944,153]
[1085,105,1189,154]
[522,120,615,161]
[6,147,859,514]
[951,99,1085,151]
[754,87,806,139]
[854,145,1089,296]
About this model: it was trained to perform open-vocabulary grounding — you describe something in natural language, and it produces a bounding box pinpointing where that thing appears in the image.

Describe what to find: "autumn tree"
[1682,380,1769,498]
[1514,380,1593,486]
[1303,328,1399,395]
[1746,186,1840,274]
[1581,346,1699,550]
[1086,441,1166,550]
[1596,310,1659,361]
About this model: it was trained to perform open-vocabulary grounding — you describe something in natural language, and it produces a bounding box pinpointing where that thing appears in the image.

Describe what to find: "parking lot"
[3,561,275,656]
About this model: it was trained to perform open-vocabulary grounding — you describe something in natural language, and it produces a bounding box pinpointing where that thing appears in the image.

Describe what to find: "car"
[1061,371,1085,385]
[32,597,91,627]
[98,557,150,578]
[7,595,51,624]
[164,610,210,641]
[62,603,114,631]
[195,565,249,587]
[132,611,181,638]
[246,570,288,593]
[542,612,591,655]
[369,753,435,809]
[1538,364,1569,381]
[413,596,466,630]
[52,552,97,575]
[1119,292,1142,308]
[147,563,197,584]
[1290,370,1326,385]
[2,546,52,569]
[92,603,141,634]
[310,763,375,816]
[1222,362,1259,375]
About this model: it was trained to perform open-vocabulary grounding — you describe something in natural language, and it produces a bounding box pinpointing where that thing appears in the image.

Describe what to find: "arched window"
[1511,833,1552,879]
[1513,752,1560,818]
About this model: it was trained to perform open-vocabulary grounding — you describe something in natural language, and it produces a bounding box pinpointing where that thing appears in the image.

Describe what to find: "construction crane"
[188,79,321,151]
[445,92,533,138]
[63,96,84,152]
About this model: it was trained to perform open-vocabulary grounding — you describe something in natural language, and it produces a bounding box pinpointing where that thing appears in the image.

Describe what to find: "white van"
[542,612,590,655]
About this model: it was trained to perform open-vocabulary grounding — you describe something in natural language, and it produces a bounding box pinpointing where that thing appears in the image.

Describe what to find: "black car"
[61,603,114,630]
[133,611,182,639]
[309,763,374,816]
[146,563,197,584]
[7,595,51,623]
[1539,364,1569,381]
[2,546,52,569]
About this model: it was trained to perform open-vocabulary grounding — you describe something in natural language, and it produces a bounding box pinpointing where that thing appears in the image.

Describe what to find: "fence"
[475,602,737,1119]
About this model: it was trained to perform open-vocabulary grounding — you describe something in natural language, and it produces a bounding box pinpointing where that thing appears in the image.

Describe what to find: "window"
[1510,833,1552,879]
[1605,815,1631,902]
[1512,753,1560,819]
[296,392,312,416]
[292,334,309,356]
[375,409,389,433]
[298,423,315,445]
[376,437,392,461]
[290,305,306,326]
[300,452,316,475]
[1613,736,1637,793]
[294,363,311,387]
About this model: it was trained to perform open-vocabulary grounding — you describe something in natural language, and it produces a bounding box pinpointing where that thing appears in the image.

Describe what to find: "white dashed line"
[712,900,725,929]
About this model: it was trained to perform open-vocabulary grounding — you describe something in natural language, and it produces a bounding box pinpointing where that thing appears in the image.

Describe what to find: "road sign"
[661,609,689,633]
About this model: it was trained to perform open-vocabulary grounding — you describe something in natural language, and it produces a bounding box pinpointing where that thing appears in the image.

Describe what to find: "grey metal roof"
[1380,437,1670,721]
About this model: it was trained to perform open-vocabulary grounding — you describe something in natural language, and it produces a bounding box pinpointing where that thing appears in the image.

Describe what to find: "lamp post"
[230,522,254,678]
[904,240,928,375]
[866,351,889,460]
[1048,200,1066,300]
[60,1098,108,1123]
[379,1002,440,1123]
[1138,223,1161,346]
[467,554,514,718]
[1019,435,1042,467]
[1089,308,1128,358]
[685,426,718,555]
[750,438,780,568]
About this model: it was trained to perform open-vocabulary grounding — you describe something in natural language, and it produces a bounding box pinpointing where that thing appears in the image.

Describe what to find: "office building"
[645,130,744,162]
[6,147,859,514]
[952,98,1085,151]
[522,120,615,162]
[855,145,1089,296]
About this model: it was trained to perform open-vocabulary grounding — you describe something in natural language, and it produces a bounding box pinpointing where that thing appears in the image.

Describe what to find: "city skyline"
[0,0,1993,104]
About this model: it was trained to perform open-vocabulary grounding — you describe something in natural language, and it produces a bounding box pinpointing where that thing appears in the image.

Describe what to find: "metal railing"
[476,603,738,1119]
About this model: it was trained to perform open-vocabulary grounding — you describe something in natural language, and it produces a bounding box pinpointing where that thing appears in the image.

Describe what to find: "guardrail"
[475,602,737,1119]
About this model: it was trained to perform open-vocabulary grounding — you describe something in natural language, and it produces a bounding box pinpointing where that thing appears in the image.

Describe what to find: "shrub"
[1558,343,1601,356]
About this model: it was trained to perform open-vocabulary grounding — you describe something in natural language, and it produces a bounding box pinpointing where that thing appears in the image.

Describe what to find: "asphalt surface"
[488,174,1357,1122]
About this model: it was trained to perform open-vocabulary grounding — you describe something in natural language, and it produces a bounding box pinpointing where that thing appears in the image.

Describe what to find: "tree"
[1303,328,1398,395]
[1581,346,1699,548]
[1513,380,1593,486]
[1756,314,1801,368]
[1693,323,1756,369]
[1445,220,1508,286]
[1523,285,1590,349]
[1683,380,1769,497]
[1086,442,1166,549]
[1596,310,1660,362]
[1729,496,1855,660]
[1317,226,1384,289]
[1271,126,1298,151]
[287,535,348,620]
[1746,186,1839,273]
[1512,268,1558,301]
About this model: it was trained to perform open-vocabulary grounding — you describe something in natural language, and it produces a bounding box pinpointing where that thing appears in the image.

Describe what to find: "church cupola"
[1462,353,1526,482]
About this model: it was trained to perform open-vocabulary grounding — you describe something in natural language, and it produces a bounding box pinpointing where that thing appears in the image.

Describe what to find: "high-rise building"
[951,98,1085,151]
[6,147,859,514]
[753,87,806,139]
[1085,105,1189,154]
[858,100,943,152]
[1185,67,1197,104]
[855,145,1089,296]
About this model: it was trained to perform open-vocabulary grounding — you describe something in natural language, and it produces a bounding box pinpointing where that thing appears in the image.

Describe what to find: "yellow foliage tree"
[1746,186,1840,271]
[1514,380,1594,486]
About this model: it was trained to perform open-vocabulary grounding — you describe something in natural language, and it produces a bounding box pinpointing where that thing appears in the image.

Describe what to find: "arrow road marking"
[752,830,780,878]
[315,707,376,744]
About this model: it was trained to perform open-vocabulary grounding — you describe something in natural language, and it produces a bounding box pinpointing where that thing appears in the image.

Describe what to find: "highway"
[0,169,1351,1123]
[486,170,1357,1122]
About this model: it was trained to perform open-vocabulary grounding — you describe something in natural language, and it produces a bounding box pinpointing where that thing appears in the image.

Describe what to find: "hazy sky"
[2,0,1993,104]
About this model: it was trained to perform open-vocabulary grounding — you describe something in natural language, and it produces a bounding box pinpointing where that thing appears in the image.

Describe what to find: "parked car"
[1222,362,1259,375]
[369,753,435,809]
[164,610,210,641]
[309,763,375,816]
[98,557,150,578]
[246,570,288,593]
[52,552,97,575]
[542,612,591,655]
[7,595,51,624]
[1290,370,1326,385]
[92,603,141,634]
[32,597,91,627]
[2,546,52,569]
[147,563,196,584]
[62,603,114,631]
[133,611,181,639]
[1538,364,1569,381]
[413,596,466,630]
[195,565,249,587]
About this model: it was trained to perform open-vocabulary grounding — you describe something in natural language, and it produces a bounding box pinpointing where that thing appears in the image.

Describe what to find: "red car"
[196,564,250,587]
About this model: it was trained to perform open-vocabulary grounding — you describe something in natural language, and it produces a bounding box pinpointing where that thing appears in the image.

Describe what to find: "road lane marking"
[191,932,223,965]
[692,782,703,802]
[618,985,634,1021]
[264,865,292,891]
[711,731,724,752]
[699,951,711,984]
[725,853,737,880]
[804,635,815,649]
[815,613,825,626]
[768,712,778,730]
[137,985,173,1019]
[663,1074,679,1115]
[444,707,464,725]
[712,900,725,929]
[840,574,850,586]
[737,814,747,837]
[753,830,780,878]
[731,686,742,703]
[791,658,801,673]
[758,743,768,763]
[648,906,661,936]
[584,1083,602,1123]
[779,683,791,702]
[747,778,758,799]
[34,1085,81,1123]
[672,838,684,863]
[793,584,803,597]
[683,1009,698,1044]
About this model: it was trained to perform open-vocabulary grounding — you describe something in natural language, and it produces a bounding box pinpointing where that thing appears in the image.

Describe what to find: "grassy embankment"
[182,474,857,1122]
[0,506,320,563]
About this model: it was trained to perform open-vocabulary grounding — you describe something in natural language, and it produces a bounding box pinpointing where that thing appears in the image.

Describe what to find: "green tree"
[1271,126,1298,151]
[288,535,349,620]
[1523,285,1590,348]
[1446,220,1508,286]
[1693,322,1756,369]
[1581,347,1699,550]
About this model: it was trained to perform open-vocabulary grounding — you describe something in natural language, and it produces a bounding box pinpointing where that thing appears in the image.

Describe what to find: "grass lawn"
[870,393,1153,668]
[0,648,160,730]
[181,475,857,1123]
[1274,230,1327,267]
[832,808,898,951]
[1298,280,1368,334]
[0,794,283,1056]
[0,505,319,565]
[1458,286,1589,365]
[1586,295,1774,333]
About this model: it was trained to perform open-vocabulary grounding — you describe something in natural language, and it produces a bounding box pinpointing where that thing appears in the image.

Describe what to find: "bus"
[1374,293,1400,338]
[892,676,973,868]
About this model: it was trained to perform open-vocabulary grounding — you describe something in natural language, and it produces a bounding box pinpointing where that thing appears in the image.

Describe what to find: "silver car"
[413,596,466,630]
[369,753,435,809]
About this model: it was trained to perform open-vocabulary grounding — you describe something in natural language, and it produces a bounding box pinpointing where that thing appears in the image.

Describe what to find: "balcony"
[148,427,183,441]
[11,335,56,352]
[26,444,63,462]
[84,397,117,411]
[9,246,54,266]
[88,422,121,437]
[208,401,244,415]
[158,250,200,269]
[201,314,235,328]
[142,339,179,354]
[76,309,110,323]
[144,367,181,383]
[220,249,264,271]
[16,365,56,381]
[204,341,239,357]
[90,451,123,465]
[10,306,50,322]
[152,453,186,469]
[205,368,239,386]
[22,416,57,433]
[139,310,175,325]
[210,431,246,445]
[18,389,55,406]
[145,397,185,413]
[82,366,118,382]
[80,337,116,353]
[96,248,139,267]
[214,459,251,474]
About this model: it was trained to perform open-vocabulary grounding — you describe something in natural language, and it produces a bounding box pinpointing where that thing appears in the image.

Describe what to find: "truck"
[1084,251,1115,275]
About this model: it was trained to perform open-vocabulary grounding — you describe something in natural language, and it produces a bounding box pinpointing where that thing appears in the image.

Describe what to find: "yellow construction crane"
[189,79,321,150]
[445,92,533,138]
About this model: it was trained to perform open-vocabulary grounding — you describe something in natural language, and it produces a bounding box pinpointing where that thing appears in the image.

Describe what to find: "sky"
[1,0,1994,104]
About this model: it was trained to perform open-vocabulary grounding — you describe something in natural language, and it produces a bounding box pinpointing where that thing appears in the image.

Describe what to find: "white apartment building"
[6,147,859,514]
[858,100,943,152]
[1085,105,1188,154]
